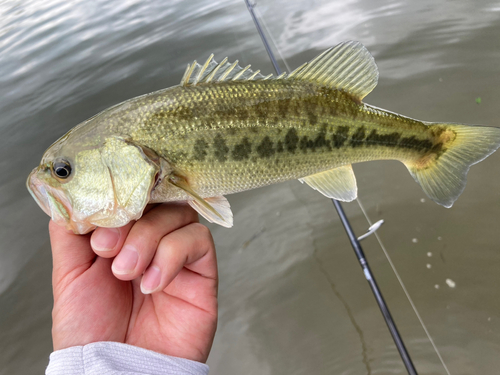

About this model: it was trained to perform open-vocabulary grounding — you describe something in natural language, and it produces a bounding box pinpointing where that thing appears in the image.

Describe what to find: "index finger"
[110,202,199,280]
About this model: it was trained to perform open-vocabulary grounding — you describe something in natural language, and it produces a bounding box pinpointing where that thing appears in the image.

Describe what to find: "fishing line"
[356,198,451,375]
[247,2,292,73]
[331,199,417,375]
[244,1,418,374]
[245,0,280,74]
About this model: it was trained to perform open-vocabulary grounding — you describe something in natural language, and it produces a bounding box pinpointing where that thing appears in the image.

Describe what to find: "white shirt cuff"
[46,342,209,375]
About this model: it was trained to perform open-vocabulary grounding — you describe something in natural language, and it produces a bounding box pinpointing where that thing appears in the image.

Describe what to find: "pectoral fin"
[168,174,233,228]
[187,196,233,228]
[299,165,357,201]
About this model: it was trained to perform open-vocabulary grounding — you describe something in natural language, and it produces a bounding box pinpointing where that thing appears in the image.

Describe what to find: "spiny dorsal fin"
[287,41,378,100]
[181,54,268,86]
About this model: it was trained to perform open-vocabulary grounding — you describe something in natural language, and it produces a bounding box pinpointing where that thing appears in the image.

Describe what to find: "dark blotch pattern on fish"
[174,106,194,122]
[213,134,229,162]
[305,100,318,126]
[318,87,338,116]
[257,136,275,158]
[430,126,446,138]
[193,139,209,161]
[431,142,444,154]
[332,126,349,148]
[285,128,299,153]
[254,101,271,123]
[278,98,290,119]
[299,136,314,152]
[237,109,249,122]
[298,129,331,153]
[232,137,252,161]
[430,142,446,161]
[307,110,318,126]
[276,140,284,153]
[314,125,331,150]
[365,130,401,147]
[350,126,366,148]
[398,136,433,152]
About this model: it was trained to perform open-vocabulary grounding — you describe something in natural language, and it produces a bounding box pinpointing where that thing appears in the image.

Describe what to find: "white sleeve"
[45,342,209,375]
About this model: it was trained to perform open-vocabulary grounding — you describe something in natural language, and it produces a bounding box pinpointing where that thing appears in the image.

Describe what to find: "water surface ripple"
[1,0,500,374]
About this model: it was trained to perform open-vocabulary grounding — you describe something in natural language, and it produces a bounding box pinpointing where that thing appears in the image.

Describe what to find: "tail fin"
[404,123,500,207]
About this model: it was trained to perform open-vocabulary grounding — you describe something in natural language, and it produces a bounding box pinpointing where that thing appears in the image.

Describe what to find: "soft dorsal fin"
[299,164,358,201]
[287,41,378,100]
[181,54,268,87]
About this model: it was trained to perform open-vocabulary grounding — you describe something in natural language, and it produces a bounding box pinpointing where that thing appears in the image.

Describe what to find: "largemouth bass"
[27,41,500,234]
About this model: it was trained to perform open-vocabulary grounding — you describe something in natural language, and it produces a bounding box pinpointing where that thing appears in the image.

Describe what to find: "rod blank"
[244,1,418,373]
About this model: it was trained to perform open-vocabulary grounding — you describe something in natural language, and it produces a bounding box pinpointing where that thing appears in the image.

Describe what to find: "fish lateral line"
[27,40,500,233]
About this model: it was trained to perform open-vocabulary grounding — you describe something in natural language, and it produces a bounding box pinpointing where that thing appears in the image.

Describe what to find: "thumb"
[49,220,95,287]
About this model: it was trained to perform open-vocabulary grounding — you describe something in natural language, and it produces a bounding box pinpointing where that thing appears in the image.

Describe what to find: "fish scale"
[126,81,437,199]
[27,41,500,233]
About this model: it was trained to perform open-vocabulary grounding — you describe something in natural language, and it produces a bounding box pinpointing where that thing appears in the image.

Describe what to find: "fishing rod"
[244,1,418,374]
[333,200,417,375]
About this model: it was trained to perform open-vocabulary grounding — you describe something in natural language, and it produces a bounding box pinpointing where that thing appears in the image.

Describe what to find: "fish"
[27,41,500,234]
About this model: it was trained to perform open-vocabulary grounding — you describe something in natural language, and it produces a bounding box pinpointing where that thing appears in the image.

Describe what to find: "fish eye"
[52,159,72,179]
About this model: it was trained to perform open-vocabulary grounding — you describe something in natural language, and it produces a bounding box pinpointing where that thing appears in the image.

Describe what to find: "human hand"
[49,203,217,363]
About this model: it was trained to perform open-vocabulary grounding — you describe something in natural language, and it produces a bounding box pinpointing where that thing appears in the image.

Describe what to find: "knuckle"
[175,203,199,224]
[186,206,200,222]
[129,215,160,240]
[159,233,178,251]
[135,213,157,229]
[190,223,213,241]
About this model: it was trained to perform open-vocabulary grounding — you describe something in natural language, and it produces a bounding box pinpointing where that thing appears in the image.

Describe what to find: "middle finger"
[111,202,198,280]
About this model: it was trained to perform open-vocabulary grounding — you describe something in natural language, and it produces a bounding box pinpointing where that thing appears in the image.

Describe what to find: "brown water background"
[1,0,500,374]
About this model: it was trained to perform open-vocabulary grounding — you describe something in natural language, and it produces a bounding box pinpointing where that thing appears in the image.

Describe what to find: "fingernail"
[91,228,120,251]
[113,245,139,274]
[141,266,161,294]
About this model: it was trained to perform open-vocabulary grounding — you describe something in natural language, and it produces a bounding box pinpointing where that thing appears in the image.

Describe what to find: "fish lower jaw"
[64,220,97,235]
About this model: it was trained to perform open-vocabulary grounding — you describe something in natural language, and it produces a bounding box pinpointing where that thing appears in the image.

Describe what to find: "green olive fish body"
[27,41,500,234]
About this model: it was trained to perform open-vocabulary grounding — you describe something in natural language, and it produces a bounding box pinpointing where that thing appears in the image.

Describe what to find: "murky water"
[1,0,500,374]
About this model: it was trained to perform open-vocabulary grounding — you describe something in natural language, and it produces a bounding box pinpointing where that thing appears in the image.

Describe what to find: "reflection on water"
[1,0,500,374]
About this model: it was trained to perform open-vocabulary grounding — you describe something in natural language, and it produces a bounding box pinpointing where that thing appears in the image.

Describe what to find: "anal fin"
[299,165,358,201]
[168,174,233,228]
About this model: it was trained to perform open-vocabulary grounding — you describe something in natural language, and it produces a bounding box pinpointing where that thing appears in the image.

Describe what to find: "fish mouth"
[27,167,53,217]
[27,167,77,231]
[27,167,98,234]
